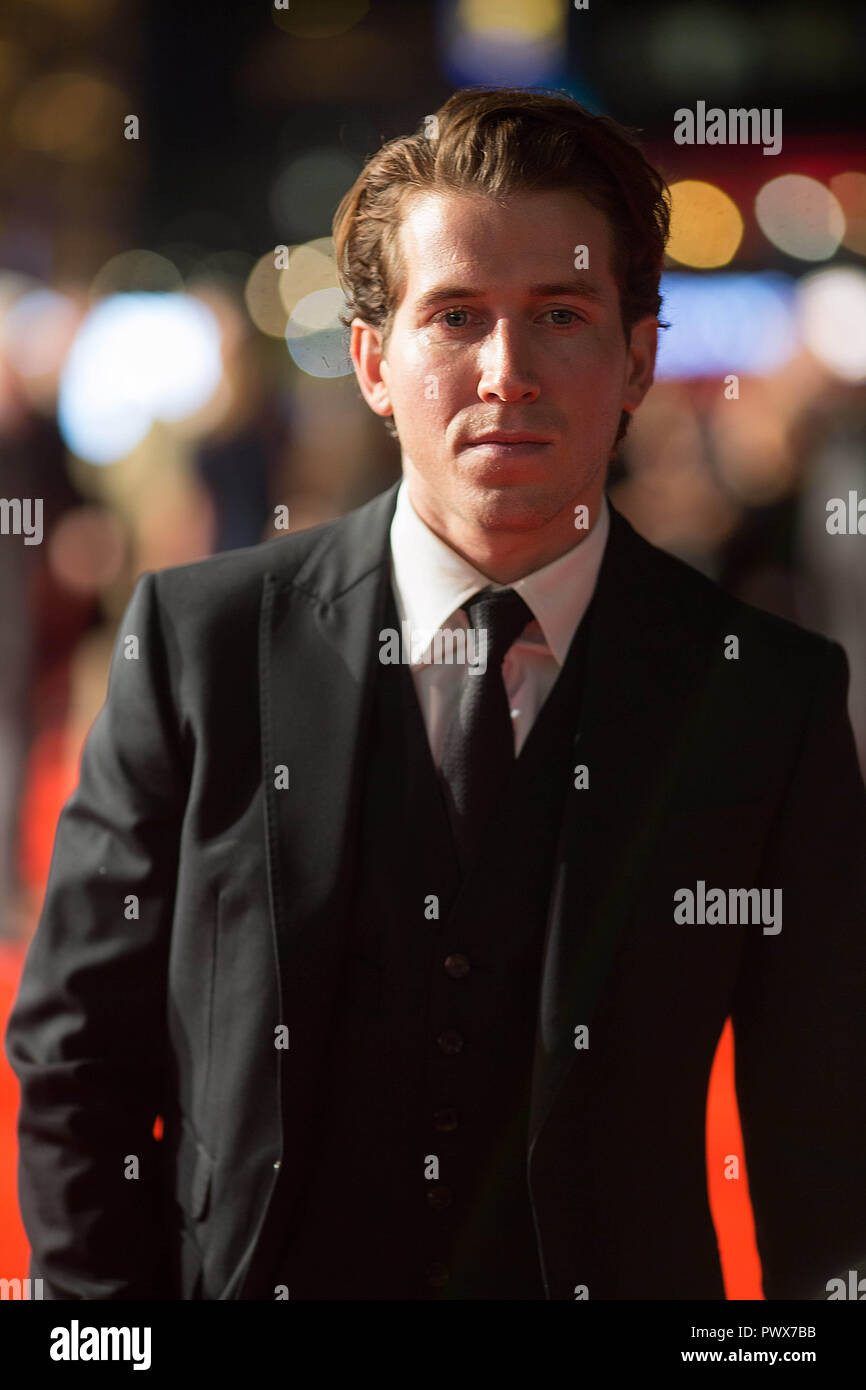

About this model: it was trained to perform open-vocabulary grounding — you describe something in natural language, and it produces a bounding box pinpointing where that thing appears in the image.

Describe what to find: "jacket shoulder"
[150,512,346,614]
[616,506,840,671]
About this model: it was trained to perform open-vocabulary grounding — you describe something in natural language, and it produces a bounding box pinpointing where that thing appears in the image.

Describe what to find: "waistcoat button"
[426,1184,453,1210]
[444,953,471,979]
[436,1029,464,1055]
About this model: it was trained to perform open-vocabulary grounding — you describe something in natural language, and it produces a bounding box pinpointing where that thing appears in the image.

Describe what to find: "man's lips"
[464,435,553,447]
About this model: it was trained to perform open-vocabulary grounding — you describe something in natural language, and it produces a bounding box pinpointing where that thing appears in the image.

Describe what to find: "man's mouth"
[465,434,552,451]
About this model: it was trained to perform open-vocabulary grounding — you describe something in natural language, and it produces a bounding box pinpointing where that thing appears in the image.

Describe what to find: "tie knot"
[464,586,533,661]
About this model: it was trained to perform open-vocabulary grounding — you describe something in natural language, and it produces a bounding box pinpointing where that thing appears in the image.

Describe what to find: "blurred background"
[0,0,864,1299]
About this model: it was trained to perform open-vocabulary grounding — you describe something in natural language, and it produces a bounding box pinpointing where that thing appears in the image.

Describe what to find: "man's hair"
[333,87,671,447]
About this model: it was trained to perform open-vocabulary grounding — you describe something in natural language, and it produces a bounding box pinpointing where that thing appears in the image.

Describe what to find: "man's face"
[351,187,657,562]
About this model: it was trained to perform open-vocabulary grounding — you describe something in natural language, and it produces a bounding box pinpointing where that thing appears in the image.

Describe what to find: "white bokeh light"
[755,176,845,261]
[797,267,866,382]
[285,287,352,378]
[58,293,223,464]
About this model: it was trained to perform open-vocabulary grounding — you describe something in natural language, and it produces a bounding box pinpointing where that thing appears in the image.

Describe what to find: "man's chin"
[457,480,569,532]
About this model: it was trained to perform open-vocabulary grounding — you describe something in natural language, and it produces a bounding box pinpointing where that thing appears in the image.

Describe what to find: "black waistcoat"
[274,580,595,1299]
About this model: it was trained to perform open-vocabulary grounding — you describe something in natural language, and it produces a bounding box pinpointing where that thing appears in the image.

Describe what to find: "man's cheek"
[418,369,443,406]
[390,369,451,445]
[568,366,625,418]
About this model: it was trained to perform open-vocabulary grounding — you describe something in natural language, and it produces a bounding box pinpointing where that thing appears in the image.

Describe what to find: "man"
[6,88,866,1301]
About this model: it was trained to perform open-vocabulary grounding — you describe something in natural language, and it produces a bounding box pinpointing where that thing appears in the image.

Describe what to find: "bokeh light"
[58,293,223,464]
[90,250,184,300]
[269,150,362,241]
[278,238,340,317]
[830,171,866,256]
[47,505,127,597]
[244,250,293,338]
[12,71,126,161]
[648,4,754,90]
[656,272,797,379]
[442,0,566,86]
[285,287,352,378]
[1,289,80,380]
[666,181,744,269]
[755,175,845,261]
[797,266,866,382]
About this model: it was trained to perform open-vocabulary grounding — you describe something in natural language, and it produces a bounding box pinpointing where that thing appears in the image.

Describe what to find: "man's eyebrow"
[413,278,607,314]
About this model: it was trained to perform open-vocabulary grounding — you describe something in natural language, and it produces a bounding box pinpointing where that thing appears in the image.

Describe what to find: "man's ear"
[622,315,658,414]
[350,318,394,420]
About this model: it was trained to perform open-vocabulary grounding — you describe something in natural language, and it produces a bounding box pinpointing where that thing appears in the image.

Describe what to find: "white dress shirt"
[388,479,610,766]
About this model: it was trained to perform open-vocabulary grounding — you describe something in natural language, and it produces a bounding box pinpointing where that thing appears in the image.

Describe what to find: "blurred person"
[0,439,30,941]
[0,364,89,941]
[191,289,292,554]
[796,410,866,775]
[6,89,866,1301]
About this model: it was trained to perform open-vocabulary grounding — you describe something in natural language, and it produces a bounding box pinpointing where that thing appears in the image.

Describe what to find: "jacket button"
[444,953,471,979]
[436,1029,464,1055]
[426,1261,449,1288]
[433,1107,458,1132]
[427,1184,453,1210]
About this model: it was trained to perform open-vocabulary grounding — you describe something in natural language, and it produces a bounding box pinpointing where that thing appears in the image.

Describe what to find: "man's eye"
[545,308,582,326]
[434,308,474,328]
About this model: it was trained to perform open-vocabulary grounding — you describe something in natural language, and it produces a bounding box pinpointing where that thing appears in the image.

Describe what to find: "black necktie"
[438,586,534,870]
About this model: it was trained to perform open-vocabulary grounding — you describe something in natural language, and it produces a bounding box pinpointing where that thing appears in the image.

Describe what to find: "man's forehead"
[396,188,615,293]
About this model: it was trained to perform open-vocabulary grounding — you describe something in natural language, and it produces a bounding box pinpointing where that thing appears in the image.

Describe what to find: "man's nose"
[476,321,540,404]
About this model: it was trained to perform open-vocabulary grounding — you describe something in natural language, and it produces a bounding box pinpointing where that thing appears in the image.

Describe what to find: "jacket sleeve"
[4,571,188,1298]
[731,638,866,1300]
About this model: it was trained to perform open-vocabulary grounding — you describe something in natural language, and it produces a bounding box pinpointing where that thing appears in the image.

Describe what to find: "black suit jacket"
[6,481,866,1299]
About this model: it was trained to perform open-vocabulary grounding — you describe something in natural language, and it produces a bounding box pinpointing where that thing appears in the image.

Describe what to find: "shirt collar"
[389,477,609,668]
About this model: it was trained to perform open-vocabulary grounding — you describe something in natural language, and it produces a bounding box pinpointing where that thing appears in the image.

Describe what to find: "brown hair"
[333,87,671,447]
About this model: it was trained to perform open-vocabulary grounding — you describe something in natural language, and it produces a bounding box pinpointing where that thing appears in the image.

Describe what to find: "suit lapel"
[528,503,728,1154]
[257,482,399,1176]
